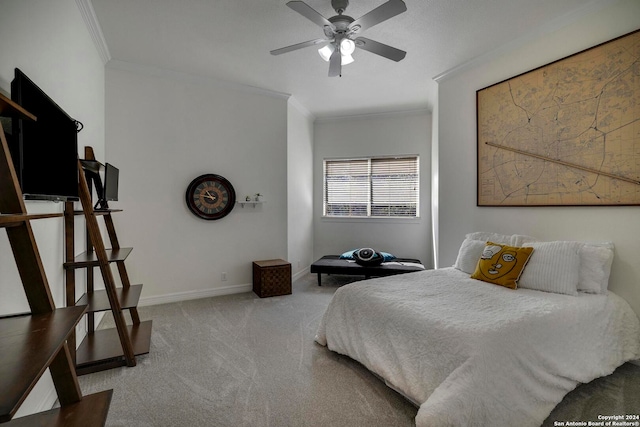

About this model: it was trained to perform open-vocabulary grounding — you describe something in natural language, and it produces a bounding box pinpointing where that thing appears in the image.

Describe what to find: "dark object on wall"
[185,174,236,220]
[10,68,79,201]
[477,29,640,207]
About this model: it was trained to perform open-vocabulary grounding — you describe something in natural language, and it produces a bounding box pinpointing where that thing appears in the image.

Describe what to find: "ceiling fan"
[270,0,407,77]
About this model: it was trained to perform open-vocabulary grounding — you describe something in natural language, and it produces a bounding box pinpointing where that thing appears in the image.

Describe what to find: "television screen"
[11,68,79,201]
[104,163,119,202]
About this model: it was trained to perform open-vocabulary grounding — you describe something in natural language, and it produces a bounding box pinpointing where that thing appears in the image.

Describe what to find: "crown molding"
[76,0,111,64]
[315,107,430,123]
[106,59,292,101]
[433,0,615,83]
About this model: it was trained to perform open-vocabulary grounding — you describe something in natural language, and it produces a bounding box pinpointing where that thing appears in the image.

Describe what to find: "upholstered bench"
[310,255,425,286]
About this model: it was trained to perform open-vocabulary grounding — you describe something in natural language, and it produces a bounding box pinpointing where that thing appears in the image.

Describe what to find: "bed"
[315,233,640,427]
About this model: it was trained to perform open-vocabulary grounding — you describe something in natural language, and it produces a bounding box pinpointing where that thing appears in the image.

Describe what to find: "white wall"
[104,63,289,303]
[0,0,105,417]
[436,0,640,316]
[287,99,315,278]
[314,110,433,266]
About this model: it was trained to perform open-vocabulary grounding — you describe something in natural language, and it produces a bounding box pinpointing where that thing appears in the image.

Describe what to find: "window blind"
[324,156,419,218]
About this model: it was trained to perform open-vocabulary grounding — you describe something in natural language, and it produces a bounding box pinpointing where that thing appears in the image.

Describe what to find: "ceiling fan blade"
[270,38,329,55]
[287,1,335,30]
[355,37,406,62]
[348,0,407,34]
[328,50,341,77]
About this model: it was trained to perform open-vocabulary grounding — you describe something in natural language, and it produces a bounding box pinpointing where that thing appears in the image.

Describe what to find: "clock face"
[185,174,236,220]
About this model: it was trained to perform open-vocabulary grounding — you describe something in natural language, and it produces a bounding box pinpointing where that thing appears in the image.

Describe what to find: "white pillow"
[465,232,512,245]
[518,241,581,295]
[578,242,614,294]
[454,238,486,274]
[511,234,538,246]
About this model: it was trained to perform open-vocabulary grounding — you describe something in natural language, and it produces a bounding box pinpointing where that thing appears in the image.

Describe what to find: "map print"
[477,30,640,206]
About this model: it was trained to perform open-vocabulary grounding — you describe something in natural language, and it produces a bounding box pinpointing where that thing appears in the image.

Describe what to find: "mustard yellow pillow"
[470,242,534,289]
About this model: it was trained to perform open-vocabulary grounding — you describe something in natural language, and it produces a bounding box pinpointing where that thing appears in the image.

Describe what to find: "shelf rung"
[0,93,36,121]
[63,247,133,269]
[0,306,87,422]
[76,284,143,313]
[0,213,63,228]
[76,320,153,375]
[3,390,112,427]
[71,209,122,216]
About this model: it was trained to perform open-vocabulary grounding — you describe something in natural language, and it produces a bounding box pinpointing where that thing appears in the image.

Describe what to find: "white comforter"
[315,268,640,427]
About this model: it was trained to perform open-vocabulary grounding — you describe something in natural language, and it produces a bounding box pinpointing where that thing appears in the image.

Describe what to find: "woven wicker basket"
[252,259,292,298]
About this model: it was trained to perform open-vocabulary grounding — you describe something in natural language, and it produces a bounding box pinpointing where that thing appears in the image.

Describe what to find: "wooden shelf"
[65,146,150,374]
[92,209,123,215]
[237,201,265,208]
[0,306,87,422]
[76,284,143,313]
[72,209,122,216]
[64,247,133,269]
[0,93,36,121]
[76,320,153,375]
[1,93,112,425]
[0,213,63,228]
[3,390,112,427]
[79,159,103,174]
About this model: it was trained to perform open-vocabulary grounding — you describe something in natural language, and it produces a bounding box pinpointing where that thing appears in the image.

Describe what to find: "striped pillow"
[518,241,582,295]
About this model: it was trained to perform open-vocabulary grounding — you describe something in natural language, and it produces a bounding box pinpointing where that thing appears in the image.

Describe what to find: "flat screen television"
[10,68,79,201]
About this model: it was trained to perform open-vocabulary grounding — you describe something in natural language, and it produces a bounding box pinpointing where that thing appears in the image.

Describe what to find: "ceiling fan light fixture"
[340,38,355,55]
[318,44,335,61]
[341,53,354,65]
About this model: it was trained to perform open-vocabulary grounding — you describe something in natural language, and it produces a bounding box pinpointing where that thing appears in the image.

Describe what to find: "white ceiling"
[90,0,596,118]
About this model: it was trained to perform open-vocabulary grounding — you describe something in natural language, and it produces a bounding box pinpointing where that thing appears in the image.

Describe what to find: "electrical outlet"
[221,272,227,281]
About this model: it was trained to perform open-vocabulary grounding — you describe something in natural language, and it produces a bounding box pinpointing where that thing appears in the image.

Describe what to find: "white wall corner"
[288,96,315,121]
[76,0,112,64]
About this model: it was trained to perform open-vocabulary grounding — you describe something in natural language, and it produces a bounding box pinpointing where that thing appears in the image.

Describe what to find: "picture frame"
[476,29,640,206]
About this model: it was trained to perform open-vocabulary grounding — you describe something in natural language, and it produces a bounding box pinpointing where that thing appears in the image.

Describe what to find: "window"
[323,156,419,218]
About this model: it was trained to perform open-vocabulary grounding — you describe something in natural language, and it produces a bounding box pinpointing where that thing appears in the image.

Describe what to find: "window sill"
[321,216,422,225]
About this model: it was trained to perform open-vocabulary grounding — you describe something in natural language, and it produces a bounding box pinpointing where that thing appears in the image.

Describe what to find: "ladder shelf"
[0,92,111,426]
[64,146,152,375]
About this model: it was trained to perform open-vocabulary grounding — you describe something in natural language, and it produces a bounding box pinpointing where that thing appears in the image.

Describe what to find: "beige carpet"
[79,273,640,426]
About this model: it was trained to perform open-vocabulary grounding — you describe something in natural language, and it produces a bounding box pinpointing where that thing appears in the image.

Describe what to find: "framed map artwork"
[477,29,640,206]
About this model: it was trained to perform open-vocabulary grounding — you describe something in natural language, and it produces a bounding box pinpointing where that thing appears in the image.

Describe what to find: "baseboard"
[139,267,311,307]
[138,283,252,307]
[292,267,309,282]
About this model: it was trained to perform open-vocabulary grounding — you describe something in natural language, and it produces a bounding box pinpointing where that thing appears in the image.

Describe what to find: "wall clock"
[185,174,236,220]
